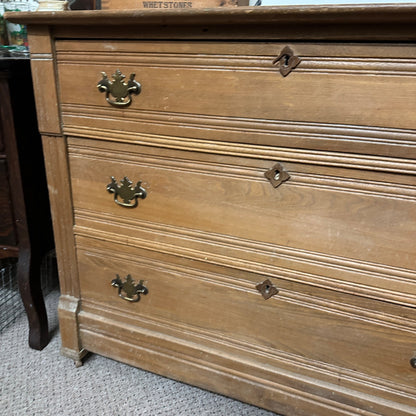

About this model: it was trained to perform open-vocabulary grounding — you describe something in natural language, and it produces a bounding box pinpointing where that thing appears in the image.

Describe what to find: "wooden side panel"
[42,134,83,359]
[41,135,79,297]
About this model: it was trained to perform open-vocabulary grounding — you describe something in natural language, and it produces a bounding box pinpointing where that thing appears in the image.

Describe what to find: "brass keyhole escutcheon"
[264,163,290,188]
[272,46,301,77]
[256,279,279,300]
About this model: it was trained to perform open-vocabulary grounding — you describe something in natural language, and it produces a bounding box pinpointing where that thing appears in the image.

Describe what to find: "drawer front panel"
[0,160,16,246]
[76,240,416,393]
[56,41,416,158]
[69,138,416,303]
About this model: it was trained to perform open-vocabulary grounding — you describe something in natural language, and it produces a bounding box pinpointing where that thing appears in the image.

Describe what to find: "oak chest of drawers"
[8,6,416,415]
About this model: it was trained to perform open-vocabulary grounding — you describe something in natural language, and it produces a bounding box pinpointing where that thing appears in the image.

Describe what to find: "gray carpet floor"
[0,290,278,415]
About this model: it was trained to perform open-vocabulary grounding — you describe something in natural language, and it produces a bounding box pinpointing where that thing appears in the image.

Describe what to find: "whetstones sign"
[100,0,238,9]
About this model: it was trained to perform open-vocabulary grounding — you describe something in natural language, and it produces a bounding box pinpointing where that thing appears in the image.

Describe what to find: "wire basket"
[0,250,58,332]
[0,257,20,332]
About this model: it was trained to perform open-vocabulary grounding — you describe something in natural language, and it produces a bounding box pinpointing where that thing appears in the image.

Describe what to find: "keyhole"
[282,54,290,67]
[274,171,281,181]
[264,284,271,294]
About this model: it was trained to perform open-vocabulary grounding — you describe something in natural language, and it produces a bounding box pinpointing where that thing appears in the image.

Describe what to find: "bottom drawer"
[75,236,416,400]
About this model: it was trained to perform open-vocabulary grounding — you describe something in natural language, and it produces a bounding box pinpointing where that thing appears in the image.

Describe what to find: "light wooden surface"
[9,7,416,415]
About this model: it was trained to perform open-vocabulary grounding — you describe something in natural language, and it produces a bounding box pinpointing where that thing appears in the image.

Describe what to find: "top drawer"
[55,40,416,158]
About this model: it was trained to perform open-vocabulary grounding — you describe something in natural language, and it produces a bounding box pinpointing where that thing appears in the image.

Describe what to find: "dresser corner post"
[26,22,83,362]
[27,25,62,136]
[58,294,87,366]
[42,133,84,363]
[41,133,80,293]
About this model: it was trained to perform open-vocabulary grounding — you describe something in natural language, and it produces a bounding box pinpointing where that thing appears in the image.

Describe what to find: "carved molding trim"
[56,49,416,76]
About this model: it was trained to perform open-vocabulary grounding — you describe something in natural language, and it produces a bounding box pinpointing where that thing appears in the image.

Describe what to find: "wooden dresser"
[7,6,416,415]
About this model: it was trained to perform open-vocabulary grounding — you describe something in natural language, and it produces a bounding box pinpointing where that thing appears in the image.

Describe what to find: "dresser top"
[6,4,416,40]
[5,4,416,24]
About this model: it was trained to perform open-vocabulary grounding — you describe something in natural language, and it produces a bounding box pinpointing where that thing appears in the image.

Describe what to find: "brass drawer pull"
[256,279,279,300]
[97,69,141,107]
[111,274,148,303]
[410,354,416,369]
[264,162,290,188]
[107,176,147,208]
[273,46,301,77]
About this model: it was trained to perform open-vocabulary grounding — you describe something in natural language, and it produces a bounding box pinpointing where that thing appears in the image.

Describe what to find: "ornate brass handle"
[256,279,279,300]
[111,274,148,302]
[97,69,141,107]
[107,176,147,208]
[273,46,301,77]
[264,163,290,188]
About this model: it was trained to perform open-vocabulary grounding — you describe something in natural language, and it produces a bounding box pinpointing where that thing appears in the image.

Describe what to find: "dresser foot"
[61,346,88,365]
[59,295,88,364]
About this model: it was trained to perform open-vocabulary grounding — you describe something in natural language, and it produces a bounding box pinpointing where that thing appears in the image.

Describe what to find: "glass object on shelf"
[0,44,29,56]
[3,0,38,53]
[0,1,8,46]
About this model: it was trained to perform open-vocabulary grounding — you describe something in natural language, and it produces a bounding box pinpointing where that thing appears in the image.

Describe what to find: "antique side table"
[0,58,54,349]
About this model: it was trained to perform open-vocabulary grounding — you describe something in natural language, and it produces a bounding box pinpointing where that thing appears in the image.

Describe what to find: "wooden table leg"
[17,249,49,350]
